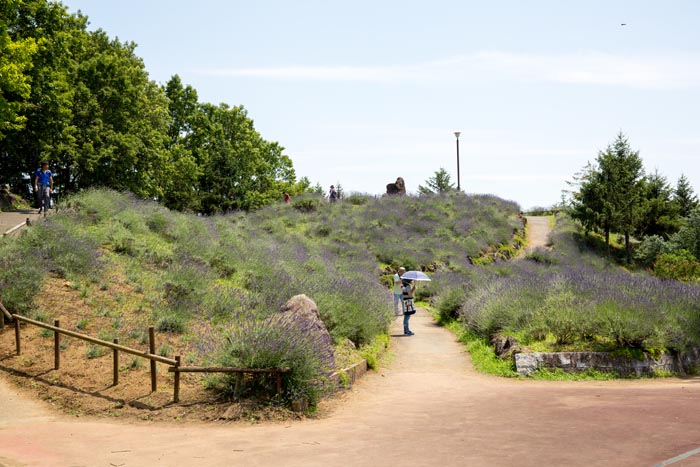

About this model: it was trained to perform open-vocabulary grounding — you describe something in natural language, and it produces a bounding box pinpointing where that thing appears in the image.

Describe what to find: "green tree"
[570,132,644,260]
[198,103,296,213]
[569,162,605,236]
[636,170,681,239]
[674,174,699,218]
[0,0,37,138]
[70,31,169,197]
[671,209,700,260]
[418,168,455,195]
[0,0,80,195]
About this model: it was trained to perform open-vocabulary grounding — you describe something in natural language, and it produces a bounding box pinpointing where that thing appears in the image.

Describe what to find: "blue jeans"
[403,312,411,334]
[393,293,404,314]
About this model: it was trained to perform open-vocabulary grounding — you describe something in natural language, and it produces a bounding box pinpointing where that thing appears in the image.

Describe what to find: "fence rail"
[2,307,291,404]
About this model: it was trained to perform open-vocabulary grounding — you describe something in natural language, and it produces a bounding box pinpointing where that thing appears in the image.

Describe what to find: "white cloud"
[192,51,700,89]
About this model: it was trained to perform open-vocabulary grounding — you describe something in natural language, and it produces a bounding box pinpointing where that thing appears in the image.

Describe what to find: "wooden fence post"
[149,326,156,392]
[14,319,21,355]
[54,320,60,370]
[173,355,181,403]
[276,371,283,397]
[113,338,119,386]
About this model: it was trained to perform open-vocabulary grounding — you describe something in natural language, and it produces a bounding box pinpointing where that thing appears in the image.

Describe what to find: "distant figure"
[386,177,406,196]
[329,185,338,203]
[402,278,416,336]
[284,192,290,204]
[34,161,53,214]
[393,267,406,316]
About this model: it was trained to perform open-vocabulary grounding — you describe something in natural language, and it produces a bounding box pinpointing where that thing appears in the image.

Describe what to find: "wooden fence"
[2,309,290,403]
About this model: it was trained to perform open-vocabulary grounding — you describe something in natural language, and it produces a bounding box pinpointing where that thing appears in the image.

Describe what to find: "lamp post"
[454,131,461,191]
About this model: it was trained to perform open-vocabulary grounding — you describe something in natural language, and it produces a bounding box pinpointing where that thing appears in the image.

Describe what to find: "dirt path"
[2,308,700,467]
[523,215,552,253]
[0,209,42,236]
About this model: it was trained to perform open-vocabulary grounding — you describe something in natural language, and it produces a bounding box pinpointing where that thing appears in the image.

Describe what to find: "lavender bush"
[456,216,700,353]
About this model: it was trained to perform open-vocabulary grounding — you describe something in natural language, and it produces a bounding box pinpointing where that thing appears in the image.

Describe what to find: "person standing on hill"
[329,185,338,203]
[284,192,290,204]
[392,267,405,316]
[402,278,416,336]
[34,161,53,214]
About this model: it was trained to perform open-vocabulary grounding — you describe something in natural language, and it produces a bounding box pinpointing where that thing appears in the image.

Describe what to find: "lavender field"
[430,216,700,359]
[0,189,522,401]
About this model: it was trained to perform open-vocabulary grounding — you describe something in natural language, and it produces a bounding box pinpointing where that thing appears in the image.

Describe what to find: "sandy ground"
[2,308,700,467]
[524,215,551,252]
[2,215,700,467]
[0,209,42,236]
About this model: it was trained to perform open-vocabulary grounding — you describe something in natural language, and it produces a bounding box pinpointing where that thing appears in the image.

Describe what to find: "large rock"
[491,334,522,359]
[279,294,333,346]
[280,294,335,366]
[386,177,406,195]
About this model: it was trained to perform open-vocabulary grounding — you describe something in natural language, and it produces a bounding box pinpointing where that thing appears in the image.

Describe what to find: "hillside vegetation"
[429,215,700,374]
[0,189,522,404]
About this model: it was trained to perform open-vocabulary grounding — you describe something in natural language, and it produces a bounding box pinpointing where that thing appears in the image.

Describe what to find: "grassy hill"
[0,189,522,406]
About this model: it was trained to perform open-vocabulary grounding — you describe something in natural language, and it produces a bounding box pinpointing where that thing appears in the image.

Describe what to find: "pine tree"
[674,174,699,218]
[418,168,455,195]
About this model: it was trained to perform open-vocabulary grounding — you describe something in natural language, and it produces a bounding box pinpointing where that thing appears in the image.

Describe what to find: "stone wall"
[514,351,696,377]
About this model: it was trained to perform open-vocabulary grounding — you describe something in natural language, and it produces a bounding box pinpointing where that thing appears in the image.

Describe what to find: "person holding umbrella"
[399,270,431,336]
[401,278,416,336]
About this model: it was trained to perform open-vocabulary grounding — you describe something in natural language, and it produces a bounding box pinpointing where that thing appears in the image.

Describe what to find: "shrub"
[635,235,671,267]
[155,314,186,334]
[655,250,700,281]
[435,287,466,323]
[217,314,335,405]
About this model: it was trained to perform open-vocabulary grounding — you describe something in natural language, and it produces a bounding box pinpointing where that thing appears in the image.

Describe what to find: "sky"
[61,0,700,210]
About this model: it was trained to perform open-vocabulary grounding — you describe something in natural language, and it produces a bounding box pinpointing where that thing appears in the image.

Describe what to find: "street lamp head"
[454,131,461,139]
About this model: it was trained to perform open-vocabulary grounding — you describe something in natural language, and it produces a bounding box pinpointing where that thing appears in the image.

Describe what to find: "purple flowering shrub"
[457,216,700,352]
[217,313,336,403]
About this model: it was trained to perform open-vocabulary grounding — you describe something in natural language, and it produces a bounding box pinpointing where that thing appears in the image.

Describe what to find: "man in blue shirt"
[34,161,53,214]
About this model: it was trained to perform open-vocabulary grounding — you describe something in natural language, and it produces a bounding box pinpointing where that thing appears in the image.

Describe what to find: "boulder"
[491,334,522,359]
[280,294,335,366]
[386,177,406,195]
[280,294,325,329]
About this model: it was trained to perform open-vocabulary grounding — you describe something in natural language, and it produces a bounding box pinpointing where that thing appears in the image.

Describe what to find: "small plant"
[86,345,107,359]
[76,318,89,330]
[40,328,54,338]
[156,314,186,334]
[157,343,172,358]
[98,329,115,342]
[111,317,123,329]
[125,357,143,370]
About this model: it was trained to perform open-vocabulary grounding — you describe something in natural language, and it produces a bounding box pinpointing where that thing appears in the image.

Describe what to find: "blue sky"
[62,0,699,209]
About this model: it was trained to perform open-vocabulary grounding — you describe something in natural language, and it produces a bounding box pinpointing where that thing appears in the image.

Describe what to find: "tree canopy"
[0,0,310,212]
[569,132,696,263]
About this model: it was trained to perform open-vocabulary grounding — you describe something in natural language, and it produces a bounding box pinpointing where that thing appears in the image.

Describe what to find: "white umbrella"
[401,270,431,281]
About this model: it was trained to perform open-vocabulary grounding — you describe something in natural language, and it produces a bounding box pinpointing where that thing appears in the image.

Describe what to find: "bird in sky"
[621,23,627,26]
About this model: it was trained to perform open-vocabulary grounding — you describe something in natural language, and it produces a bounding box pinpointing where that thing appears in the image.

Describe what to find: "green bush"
[635,235,671,267]
[435,287,466,323]
[655,250,700,281]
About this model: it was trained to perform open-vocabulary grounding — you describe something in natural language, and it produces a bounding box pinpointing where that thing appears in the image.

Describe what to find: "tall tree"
[675,174,699,218]
[597,132,645,259]
[418,168,455,195]
[570,132,644,259]
[0,0,37,138]
[636,170,681,239]
[69,30,169,197]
